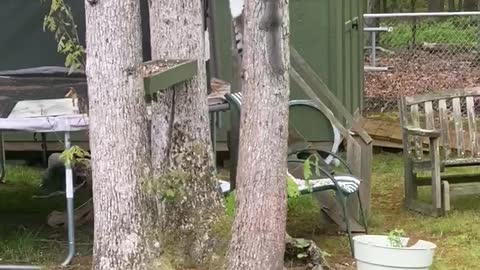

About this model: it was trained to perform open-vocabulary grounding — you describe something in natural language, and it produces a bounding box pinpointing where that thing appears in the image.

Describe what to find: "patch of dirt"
[364,50,480,113]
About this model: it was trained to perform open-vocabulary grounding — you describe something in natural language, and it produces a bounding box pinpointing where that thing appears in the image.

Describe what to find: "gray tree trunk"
[463,0,478,10]
[428,0,445,11]
[227,0,290,269]
[84,1,156,270]
[148,0,224,266]
[448,0,456,11]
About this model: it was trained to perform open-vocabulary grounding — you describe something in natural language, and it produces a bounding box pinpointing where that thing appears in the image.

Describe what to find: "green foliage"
[388,228,407,247]
[41,0,85,74]
[379,17,478,49]
[60,145,90,167]
[225,192,236,217]
[287,175,300,198]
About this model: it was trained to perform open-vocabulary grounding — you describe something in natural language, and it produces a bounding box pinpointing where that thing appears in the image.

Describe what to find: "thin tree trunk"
[382,0,387,12]
[148,0,224,266]
[448,0,456,11]
[463,0,477,10]
[428,0,445,11]
[84,1,155,270]
[227,0,290,269]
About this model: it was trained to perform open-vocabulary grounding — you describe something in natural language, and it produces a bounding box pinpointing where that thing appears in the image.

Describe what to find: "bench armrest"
[403,126,441,138]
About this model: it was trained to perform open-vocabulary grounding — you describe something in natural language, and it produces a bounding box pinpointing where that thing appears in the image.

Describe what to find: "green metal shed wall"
[212,0,364,143]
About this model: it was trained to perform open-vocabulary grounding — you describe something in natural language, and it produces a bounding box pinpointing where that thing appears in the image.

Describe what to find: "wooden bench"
[399,87,480,216]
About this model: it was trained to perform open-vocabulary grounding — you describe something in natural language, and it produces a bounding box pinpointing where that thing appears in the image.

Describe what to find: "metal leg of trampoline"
[0,132,5,183]
[61,131,75,266]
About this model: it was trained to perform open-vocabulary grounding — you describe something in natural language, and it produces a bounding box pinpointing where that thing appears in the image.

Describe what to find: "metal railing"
[363,12,480,114]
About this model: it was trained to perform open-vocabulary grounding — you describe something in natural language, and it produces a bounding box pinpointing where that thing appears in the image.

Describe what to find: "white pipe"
[364,27,393,32]
[0,266,41,270]
[364,11,480,18]
[61,131,75,267]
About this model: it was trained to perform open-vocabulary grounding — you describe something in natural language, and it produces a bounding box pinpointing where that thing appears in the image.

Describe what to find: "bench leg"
[430,137,442,214]
[442,180,450,214]
[407,138,444,217]
[404,159,418,209]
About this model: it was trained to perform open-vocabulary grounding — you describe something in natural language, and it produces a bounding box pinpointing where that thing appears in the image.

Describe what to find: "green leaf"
[294,238,311,248]
[303,157,312,180]
[287,175,300,198]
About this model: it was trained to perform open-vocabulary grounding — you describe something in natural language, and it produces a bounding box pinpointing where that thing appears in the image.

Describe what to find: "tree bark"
[148,0,224,266]
[428,0,445,11]
[84,1,156,270]
[448,0,456,11]
[463,0,478,10]
[227,0,290,269]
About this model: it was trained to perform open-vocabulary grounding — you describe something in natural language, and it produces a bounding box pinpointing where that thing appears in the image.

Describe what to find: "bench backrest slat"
[466,96,478,158]
[411,104,423,159]
[438,99,451,158]
[452,97,465,158]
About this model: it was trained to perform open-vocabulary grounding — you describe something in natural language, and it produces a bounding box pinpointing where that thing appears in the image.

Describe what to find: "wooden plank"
[371,139,403,149]
[424,101,435,130]
[411,104,423,159]
[466,97,478,157]
[361,119,402,143]
[346,132,373,219]
[430,137,442,210]
[143,59,198,98]
[290,49,372,144]
[452,97,465,157]
[416,172,480,186]
[404,88,480,105]
[438,99,451,158]
[450,182,480,197]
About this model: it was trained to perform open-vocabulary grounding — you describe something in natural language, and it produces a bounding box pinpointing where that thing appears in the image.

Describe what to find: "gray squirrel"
[229,0,285,75]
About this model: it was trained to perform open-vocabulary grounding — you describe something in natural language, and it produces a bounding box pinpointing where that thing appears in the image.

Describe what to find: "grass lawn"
[1,153,480,269]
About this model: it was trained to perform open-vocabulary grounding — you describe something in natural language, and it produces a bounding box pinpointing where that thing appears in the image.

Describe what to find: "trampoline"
[0,98,87,270]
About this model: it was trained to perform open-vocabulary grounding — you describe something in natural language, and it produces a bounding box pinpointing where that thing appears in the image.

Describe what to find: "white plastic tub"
[353,235,437,270]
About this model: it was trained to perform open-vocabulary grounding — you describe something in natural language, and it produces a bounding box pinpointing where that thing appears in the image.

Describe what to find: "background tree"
[147,0,224,266]
[84,1,156,269]
[428,0,445,11]
[463,0,479,10]
[227,0,291,269]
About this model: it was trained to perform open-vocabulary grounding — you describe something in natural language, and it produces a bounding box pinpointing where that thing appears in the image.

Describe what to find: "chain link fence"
[363,12,480,115]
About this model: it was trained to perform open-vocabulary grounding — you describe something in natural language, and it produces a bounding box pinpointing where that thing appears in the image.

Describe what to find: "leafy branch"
[388,228,407,247]
[41,0,85,74]
[60,145,90,167]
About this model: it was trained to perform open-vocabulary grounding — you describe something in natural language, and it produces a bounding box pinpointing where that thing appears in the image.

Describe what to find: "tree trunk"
[463,0,478,10]
[382,0,387,12]
[227,0,290,269]
[448,0,456,11]
[84,1,156,270]
[148,0,224,266]
[428,0,445,11]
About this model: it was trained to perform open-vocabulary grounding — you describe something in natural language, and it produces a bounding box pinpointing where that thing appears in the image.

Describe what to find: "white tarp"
[0,98,88,132]
[0,114,88,132]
